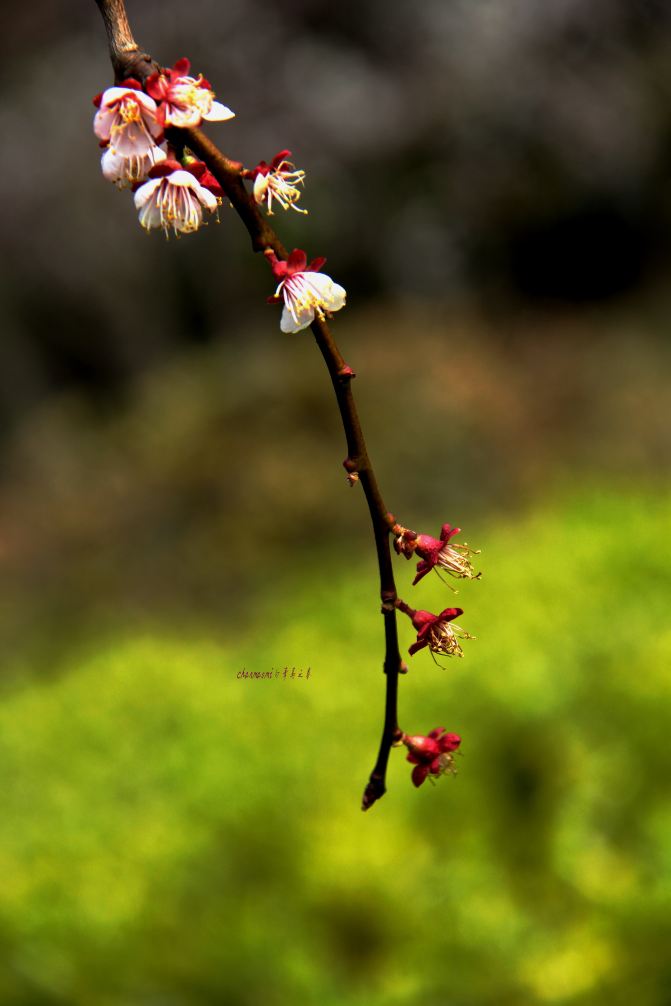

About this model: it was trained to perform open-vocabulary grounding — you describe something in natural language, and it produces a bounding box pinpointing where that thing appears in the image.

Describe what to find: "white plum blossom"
[146,58,235,129]
[243,151,307,215]
[94,85,163,159]
[101,143,167,187]
[134,162,219,237]
[266,250,347,334]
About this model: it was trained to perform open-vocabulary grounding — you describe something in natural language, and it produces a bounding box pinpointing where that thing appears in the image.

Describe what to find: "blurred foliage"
[0,485,670,1005]
[2,300,670,672]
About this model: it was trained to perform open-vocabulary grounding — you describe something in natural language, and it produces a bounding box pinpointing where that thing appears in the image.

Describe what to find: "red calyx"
[264,248,327,280]
[172,57,191,77]
[242,160,270,179]
[185,160,223,196]
[148,159,182,179]
[270,149,292,169]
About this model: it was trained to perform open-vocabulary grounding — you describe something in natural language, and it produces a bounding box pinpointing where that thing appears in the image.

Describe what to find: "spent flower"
[394,522,481,586]
[396,600,475,659]
[402,728,461,787]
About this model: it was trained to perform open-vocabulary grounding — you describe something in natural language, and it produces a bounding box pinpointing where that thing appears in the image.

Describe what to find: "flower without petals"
[243,150,307,215]
[399,603,475,658]
[402,728,461,787]
[94,83,163,159]
[403,523,481,586]
[134,160,219,237]
[265,249,346,333]
[146,58,235,129]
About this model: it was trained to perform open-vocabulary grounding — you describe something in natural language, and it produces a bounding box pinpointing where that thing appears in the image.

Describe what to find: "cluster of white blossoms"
[93,58,346,330]
[93,62,231,236]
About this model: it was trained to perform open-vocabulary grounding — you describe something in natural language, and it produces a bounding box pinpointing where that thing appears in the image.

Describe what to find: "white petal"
[99,86,135,107]
[111,121,156,157]
[93,107,115,141]
[165,171,217,210]
[100,147,124,182]
[280,302,314,334]
[151,144,168,165]
[203,101,235,122]
[133,91,158,116]
[139,199,163,231]
[197,185,219,211]
[164,105,201,129]
[253,173,269,204]
[324,281,347,313]
[164,170,202,190]
[133,177,161,210]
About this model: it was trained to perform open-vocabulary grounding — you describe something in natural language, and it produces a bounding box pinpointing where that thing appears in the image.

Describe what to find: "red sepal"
[185,160,223,197]
[173,57,191,77]
[411,764,430,787]
[148,159,182,179]
[270,149,292,169]
[92,92,103,108]
[286,248,308,275]
[120,78,143,91]
[145,73,168,102]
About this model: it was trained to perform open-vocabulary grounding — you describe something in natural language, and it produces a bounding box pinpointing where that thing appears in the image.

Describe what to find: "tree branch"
[93,0,158,82]
[93,0,403,809]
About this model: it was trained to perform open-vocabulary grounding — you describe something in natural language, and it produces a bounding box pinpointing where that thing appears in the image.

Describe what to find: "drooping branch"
[93,0,403,809]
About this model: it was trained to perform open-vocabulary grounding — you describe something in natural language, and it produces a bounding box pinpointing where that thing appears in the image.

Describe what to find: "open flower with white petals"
[94,82,163,160]
[133,160,219,237]
[146,58,235,129]
[243,150,306,215]
[101,142,167,188]
[265,249,346,333]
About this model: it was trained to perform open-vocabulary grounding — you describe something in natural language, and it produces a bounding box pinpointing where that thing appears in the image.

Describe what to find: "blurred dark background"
[3,0,671,423]
[1,3,671,1005]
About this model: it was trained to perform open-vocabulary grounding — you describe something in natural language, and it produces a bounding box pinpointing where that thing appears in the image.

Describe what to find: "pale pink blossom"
[146,58,235,129]
[93,83,163,159]
[133,161,219,237]
[266,249,346,334]
[243,151,306,215]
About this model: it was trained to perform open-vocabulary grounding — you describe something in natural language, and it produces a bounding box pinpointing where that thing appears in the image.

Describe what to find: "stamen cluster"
[391,517,482,790]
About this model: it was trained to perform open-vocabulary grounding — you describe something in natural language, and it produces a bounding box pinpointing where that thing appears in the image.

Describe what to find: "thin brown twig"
[93,0,403,809]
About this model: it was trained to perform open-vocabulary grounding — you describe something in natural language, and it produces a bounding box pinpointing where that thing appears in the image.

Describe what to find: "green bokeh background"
[2,474,670,1004]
